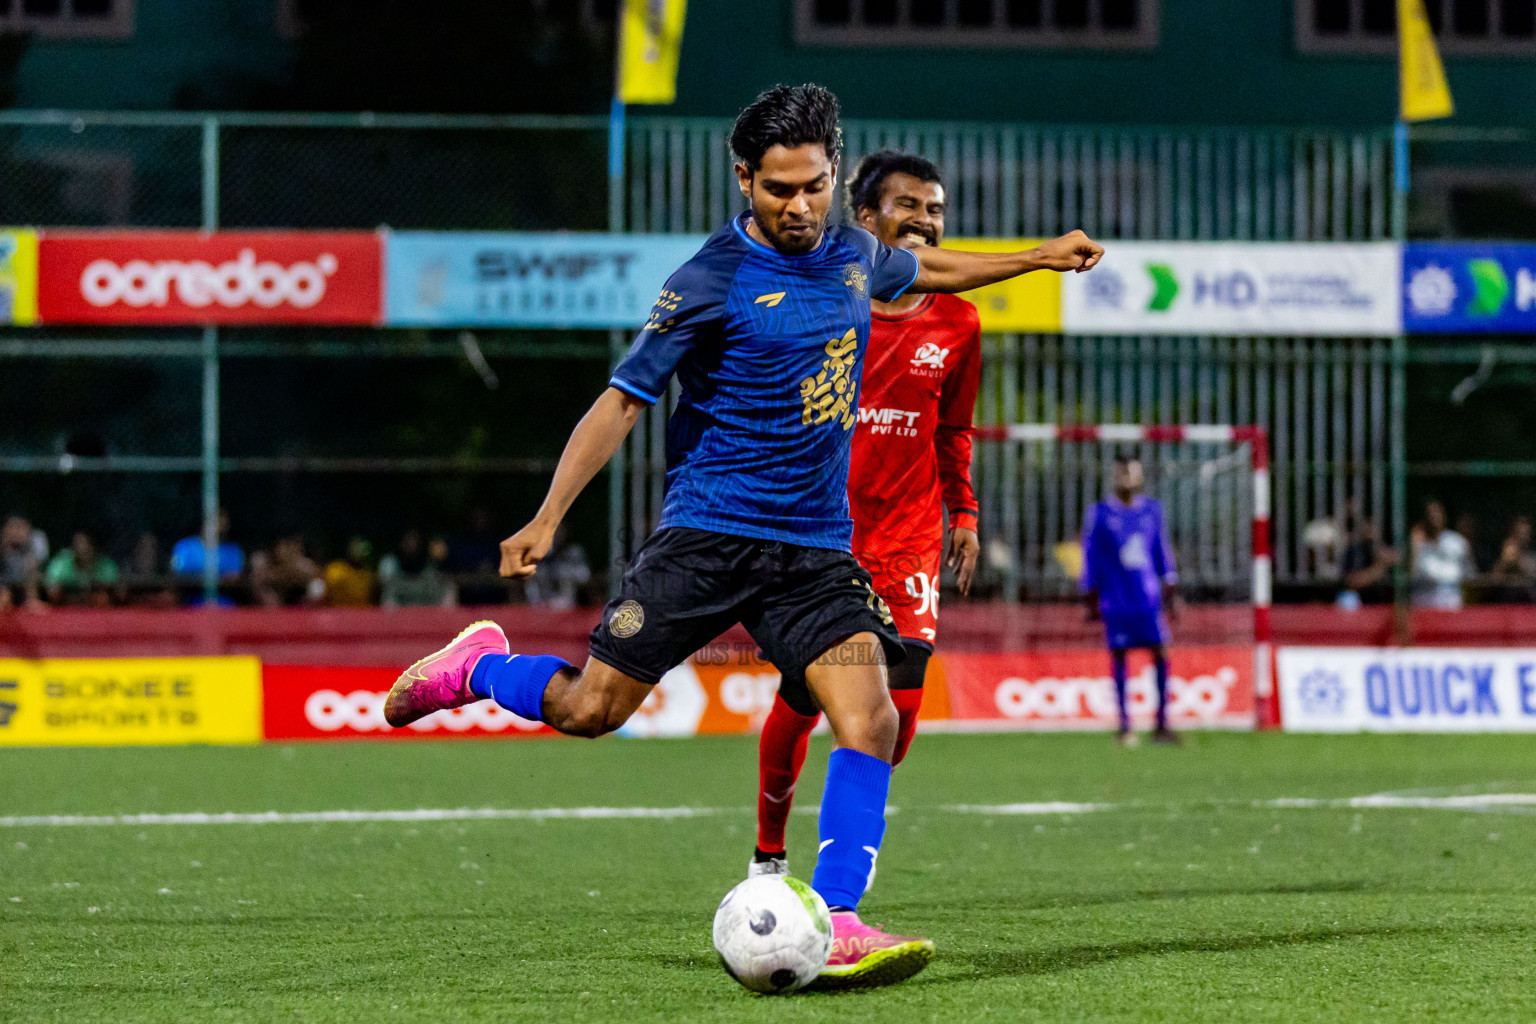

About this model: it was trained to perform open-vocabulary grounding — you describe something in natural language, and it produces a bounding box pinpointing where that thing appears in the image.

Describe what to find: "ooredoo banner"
[940,648,1256,730]
[37,231,383,325]
[1278,646,1536,732]
[1061,242,1401,336]
[0,657,262,746]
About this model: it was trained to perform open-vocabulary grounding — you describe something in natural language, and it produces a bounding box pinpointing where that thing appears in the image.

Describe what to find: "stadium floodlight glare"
[973,423,1276,729]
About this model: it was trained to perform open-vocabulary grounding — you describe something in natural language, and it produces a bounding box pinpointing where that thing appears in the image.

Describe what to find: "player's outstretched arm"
[500,387,645,578]
[911,229,1103,294]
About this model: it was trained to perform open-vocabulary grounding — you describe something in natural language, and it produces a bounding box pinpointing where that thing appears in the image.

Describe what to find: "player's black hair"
[846,150,943,215]
[729,83,842,172]
[1113,447,1142,466]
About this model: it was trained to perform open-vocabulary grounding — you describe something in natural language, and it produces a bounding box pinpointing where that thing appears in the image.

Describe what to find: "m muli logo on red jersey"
[37,231,383,325]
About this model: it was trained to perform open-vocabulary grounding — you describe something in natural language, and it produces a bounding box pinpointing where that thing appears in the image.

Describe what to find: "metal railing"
[0,111,1412,603]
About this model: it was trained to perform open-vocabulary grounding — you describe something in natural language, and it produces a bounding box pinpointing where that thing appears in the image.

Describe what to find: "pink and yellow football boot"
[383,620,508,727]
[807,911,935,991]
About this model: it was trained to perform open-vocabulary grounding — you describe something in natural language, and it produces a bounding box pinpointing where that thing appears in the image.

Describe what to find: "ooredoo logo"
[80,250,338,310]
[37,231,382,325]
[303,688,543,734]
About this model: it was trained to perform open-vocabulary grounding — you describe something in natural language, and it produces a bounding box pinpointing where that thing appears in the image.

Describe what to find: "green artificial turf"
[2,732,1533,1022]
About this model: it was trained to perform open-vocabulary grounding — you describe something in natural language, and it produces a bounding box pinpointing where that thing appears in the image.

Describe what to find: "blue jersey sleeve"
[1080,504,1104,592]
[836,224,921,302]
[1149,500,1178,584]
[609,248,736,404]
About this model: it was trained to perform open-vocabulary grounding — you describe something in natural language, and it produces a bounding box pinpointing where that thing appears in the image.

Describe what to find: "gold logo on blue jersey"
[843,262,868,299]
[799,328,858,430]
[754,291,786,307]
[644,290,682,333]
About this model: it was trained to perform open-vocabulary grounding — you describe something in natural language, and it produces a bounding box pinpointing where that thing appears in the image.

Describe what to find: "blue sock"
[1154,656,1169,731]
[1111,653,1129,733]
[469,653,569,723]
[811,747,891,912]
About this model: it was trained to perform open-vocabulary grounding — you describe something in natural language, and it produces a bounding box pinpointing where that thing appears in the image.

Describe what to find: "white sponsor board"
[1278,646,1536,732]
[1062,242,1401,337]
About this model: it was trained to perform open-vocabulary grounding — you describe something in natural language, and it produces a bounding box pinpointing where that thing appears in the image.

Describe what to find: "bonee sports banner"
[37,231,383,325]
[0,657,261,747]
[1279,646,1536,732]
[1061,242,1401,336]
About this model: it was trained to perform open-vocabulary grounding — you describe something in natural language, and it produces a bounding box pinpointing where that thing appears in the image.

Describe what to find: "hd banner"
[36,231,383,325]
[1402,243,1536,333]
[385,232,708,329]
[0,229,39,325]
[1060,242,1402,336]
[0,657,262,746]
[1278,646,1536,732]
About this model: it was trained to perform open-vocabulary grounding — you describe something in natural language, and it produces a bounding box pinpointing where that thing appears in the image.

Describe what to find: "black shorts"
[588,527,906,687]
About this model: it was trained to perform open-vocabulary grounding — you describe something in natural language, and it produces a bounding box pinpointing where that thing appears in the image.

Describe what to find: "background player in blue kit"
[384,83,1103,989]
[1082,451,1181,747]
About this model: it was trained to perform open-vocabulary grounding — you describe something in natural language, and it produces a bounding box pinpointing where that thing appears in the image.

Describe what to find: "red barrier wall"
[0,603,1521,662]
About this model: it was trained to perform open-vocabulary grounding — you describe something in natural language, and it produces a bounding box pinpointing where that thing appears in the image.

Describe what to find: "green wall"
[6,0,1535,126]
[670,1,1535,126]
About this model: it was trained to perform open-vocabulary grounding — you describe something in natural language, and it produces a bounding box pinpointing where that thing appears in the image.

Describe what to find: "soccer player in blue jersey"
[1081,451,1181,747]
[385,83,1103,990]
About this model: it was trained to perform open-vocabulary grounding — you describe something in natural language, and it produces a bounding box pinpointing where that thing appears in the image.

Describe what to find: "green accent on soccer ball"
[782,876,829,936]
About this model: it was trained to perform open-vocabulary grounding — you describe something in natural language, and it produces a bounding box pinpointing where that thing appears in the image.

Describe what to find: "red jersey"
[848,291,981,644]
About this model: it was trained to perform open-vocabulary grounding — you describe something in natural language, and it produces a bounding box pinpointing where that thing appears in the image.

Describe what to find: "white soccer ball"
[712,875,832,994]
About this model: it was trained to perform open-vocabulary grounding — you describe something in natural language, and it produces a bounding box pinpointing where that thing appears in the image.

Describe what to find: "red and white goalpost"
[971,423,1277,730]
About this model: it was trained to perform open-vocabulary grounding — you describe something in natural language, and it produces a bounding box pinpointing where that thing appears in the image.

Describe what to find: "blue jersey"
[1080,495,1177,616]
[609,213,921,550]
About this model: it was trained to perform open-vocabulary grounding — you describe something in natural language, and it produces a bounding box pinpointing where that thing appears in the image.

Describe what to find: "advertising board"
[1279,646,1536,732]
[940,647,1256,730]
[385,231,708,328]
[1402,243,1536,333]
[0,657,262,746]
[0,229,38,325]
[36,231,383,325]
[1060,242,1401,336]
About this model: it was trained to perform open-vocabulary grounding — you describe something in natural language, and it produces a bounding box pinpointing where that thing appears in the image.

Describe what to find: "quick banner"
[36,231,383,325]
[0,657,262,746]
[1402,243,1536,333]
[1279,646,1536,732]
[385,232,708,328]
[0,229,38,325]
[1061,242,1402,336]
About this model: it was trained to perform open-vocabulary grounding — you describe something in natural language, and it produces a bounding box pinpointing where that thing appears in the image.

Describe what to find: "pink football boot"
[383,620,508,727]
[807,911,935,991]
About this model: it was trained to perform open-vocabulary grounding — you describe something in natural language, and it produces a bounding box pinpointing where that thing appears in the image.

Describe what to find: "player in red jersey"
[750,151,982,879]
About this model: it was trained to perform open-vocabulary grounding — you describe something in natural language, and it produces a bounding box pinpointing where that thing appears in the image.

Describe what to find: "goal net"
[957,424,1276,730]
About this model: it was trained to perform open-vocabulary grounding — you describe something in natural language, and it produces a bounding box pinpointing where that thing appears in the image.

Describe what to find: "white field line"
[3,794,1534,828]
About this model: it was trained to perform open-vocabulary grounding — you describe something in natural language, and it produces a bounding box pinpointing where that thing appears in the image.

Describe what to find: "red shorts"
[867,547,941,647]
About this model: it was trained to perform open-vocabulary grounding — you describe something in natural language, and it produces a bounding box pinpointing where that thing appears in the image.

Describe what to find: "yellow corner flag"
[619,0,687,105]
[1399,0,1453,122]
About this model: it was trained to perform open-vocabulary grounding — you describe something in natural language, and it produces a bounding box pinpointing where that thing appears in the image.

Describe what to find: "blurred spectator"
[525,525,592,610]
[170,509,245,580]
[0,515,46,611]
[451,505,510,605]
[250,535,324,607]
[1302,515,1343,581]
[379,529,456,608]
[125,532,176,608]
[1455,511,1488,572]
[1488,515,1536,602]
[323,536,378,608]
[44,532,123,608]
[1336,511,1397,609]
[1411,500,1474,610]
